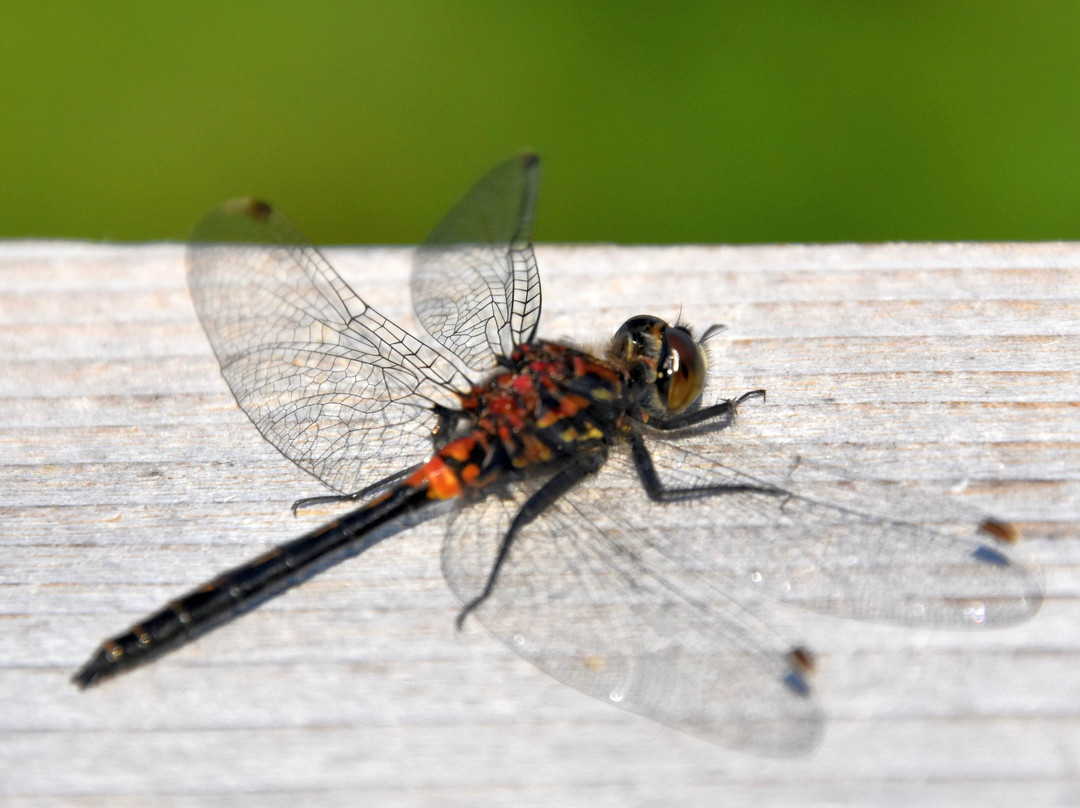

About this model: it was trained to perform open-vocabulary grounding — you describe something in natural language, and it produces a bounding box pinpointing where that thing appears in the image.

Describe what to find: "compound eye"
[611,315,664,364]
[659,327,707,413]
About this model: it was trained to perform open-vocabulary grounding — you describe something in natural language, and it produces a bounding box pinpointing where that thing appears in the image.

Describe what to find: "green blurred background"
[3,1,1080,245]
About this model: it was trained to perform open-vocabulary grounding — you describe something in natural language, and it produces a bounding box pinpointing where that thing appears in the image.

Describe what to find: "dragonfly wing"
[635,416,1043,629]
[412,153,542,370]
[442,451,824,757]
[188,198,471,494]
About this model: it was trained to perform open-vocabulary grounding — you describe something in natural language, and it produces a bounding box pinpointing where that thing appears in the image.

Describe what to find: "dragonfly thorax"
[469,340,629,449]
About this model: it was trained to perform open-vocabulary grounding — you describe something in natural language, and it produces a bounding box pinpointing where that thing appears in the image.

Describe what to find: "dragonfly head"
[609,315,708,416]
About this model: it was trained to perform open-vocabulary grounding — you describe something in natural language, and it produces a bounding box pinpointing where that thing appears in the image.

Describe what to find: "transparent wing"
[631,428,1042,628]
[411,153,542,371]
[442,451,824,757]
[441,415,1040,755]
[187,198,472,494]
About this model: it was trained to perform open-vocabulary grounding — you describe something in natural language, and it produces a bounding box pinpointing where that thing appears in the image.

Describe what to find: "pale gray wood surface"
[1,240,1077,807]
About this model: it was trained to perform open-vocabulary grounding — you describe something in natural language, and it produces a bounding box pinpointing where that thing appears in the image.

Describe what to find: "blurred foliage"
[2,1,1080,244]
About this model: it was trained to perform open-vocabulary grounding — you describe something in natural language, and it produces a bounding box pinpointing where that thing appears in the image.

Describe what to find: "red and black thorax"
[407,341,631,500]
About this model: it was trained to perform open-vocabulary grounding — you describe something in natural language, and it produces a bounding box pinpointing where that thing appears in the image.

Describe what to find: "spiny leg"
[629,430,784,503]
[292,405,462,513]
[649,389,766,431]
[291,465,420,515]
[455,446,608,628]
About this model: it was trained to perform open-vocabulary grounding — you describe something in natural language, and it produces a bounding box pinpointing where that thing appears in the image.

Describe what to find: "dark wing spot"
[788,646,816,675]
[979,518,1021,544]
[246,199,274,221]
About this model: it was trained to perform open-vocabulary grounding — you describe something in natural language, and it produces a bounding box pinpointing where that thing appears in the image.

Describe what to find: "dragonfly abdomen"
[73,484,429,687]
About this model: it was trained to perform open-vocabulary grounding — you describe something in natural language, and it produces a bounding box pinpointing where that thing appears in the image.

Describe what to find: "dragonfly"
[73,154,1042,756]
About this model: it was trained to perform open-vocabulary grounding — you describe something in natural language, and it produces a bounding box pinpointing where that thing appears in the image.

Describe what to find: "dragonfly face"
[609,314,709,417]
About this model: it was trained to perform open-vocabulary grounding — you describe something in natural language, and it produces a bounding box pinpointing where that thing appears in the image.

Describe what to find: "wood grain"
[1,240,1077,807]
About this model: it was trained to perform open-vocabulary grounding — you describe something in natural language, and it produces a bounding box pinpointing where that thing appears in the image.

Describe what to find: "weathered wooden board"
[0,241,1077,807]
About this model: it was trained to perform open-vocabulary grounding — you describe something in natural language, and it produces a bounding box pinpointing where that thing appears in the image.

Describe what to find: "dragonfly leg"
[455,446,608,628]
[629,430,783,503]
[648,388,766,431]
[291,465,422,515]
